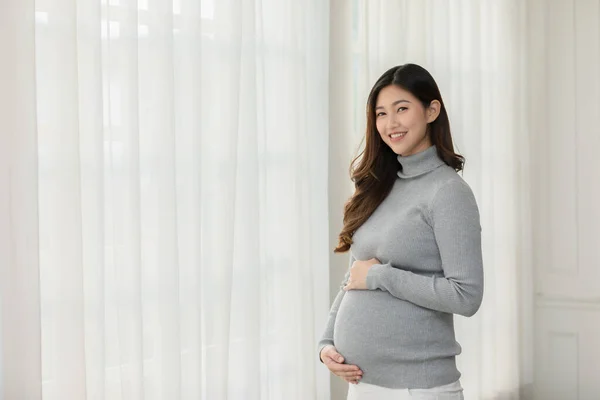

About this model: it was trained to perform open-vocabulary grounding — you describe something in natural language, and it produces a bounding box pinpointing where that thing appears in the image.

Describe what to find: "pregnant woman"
[318,64,484,400]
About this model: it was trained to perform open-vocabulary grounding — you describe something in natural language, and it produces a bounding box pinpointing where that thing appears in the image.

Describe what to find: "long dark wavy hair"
[334,63,465,253]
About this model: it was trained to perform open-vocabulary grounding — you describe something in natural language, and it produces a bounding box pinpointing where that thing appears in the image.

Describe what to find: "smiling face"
[374,84,441,156]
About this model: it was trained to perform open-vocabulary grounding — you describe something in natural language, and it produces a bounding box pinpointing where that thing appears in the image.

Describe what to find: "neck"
[396,145,445,179]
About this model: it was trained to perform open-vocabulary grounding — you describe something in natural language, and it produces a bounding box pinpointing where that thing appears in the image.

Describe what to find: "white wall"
[528,0,600,398]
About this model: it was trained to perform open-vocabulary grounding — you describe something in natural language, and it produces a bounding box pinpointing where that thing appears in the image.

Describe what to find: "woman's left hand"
[343,258,381,291]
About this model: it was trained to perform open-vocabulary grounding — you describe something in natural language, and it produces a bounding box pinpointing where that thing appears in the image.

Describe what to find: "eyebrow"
[375,99,411,110]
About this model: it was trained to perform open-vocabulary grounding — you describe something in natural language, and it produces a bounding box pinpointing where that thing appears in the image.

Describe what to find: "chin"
[392,144,413,156]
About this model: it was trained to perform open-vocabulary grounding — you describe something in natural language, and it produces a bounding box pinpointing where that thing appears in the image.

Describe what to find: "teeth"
[391,132,406,138]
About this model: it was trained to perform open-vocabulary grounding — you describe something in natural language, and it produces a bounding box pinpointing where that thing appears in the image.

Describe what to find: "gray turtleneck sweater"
[318,145,483,389]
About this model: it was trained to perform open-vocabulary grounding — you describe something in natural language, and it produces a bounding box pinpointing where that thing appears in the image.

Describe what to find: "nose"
[386,112,400,131]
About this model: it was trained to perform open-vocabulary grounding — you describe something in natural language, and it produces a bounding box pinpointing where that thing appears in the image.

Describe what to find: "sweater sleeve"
[365,180,484,317]
[317,253,354,362]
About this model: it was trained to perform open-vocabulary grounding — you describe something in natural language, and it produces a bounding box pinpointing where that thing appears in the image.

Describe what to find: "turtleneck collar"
[396,145,446,179]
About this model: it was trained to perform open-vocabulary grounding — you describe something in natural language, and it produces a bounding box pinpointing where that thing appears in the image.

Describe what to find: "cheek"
[406,112,427,131]
[376,120,386,137]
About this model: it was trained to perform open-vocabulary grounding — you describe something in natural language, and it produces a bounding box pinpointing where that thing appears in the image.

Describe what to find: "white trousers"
[347,379,464,400]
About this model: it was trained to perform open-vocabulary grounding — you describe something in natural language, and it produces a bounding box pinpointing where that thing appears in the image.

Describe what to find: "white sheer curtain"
[329,1,533,399]
[1,0,331,399]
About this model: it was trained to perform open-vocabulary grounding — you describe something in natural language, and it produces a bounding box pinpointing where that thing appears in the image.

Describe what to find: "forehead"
[376,85,416,106]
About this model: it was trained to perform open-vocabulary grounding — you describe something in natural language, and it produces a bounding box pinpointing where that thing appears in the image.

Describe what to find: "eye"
[376,112,386,117]
[397,107,407,112]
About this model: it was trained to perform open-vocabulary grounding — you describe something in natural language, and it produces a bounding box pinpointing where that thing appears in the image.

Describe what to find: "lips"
[389,132,407,141]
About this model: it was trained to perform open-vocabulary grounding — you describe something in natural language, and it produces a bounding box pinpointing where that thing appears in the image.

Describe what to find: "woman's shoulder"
[427,164,472,189]
[426,166,478,209]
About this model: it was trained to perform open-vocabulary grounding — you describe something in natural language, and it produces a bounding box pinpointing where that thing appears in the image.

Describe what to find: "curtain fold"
[0,1,43,399]
[1,0,331,399]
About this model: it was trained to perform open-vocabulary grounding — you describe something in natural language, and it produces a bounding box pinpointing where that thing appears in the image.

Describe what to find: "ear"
[426,100,441,123]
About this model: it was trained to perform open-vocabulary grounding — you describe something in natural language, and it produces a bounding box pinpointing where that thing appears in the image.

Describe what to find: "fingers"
[321,347,363,384]
[343,274,352,290]
[336,368,363,378]
[324,358,357,373]
[322,347,344,364]
[343,278,353,291]
[332,352,344,363]
[343,375,362,385]
[320,345,337,362]
[324,359,363,378]
[339,370,363,385]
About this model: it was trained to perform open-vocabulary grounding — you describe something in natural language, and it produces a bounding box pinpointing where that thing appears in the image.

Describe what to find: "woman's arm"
[317,253,354,362]
[366,180,484,317]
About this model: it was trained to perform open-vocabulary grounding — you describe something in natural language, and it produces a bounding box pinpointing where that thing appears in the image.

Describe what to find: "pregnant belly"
[333,289,459,368]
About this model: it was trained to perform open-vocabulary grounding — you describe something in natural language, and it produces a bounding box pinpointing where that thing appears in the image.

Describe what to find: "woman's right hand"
[320,345,363,384]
